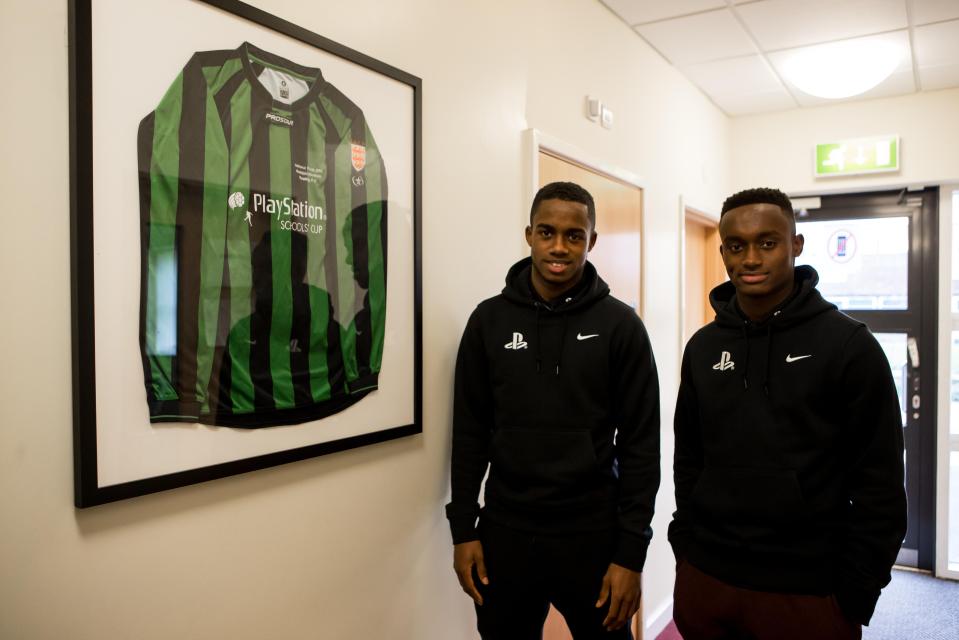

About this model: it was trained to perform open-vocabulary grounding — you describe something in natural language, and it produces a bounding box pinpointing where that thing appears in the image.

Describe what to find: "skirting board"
[645,599,673,638]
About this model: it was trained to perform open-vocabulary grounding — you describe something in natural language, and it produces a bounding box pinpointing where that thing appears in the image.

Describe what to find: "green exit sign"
[814,135,899,177]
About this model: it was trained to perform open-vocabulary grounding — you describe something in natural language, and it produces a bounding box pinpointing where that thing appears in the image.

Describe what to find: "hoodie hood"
[707,265,837,394]
[500,257,610,376]
[709,265,836,329]
[502,257,610,312]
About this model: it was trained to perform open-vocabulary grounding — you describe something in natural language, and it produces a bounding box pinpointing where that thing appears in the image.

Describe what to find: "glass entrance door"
[794,188,938,569]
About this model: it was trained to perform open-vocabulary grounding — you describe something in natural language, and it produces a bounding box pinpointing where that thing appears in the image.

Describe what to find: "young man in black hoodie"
[669,187,907,640]
[446,182,660,639]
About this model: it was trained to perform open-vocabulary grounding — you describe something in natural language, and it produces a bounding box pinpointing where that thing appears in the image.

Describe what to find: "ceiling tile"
[914,20,959,67]
[737,0,907,51]
[682,55,787,96]
[713,90,798,116]
[910,0,959,25]
[918,64,959,91]
[767,31,915,105]
[915,20,959,90]
[601,0,726,25]
[635,9,757,66]
[830,66,914,104]
[682,55,797,116]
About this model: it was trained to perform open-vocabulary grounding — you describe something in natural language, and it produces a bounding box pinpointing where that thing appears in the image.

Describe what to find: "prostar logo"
[712,351,735,371]
[228,191,245,210]
[265,112,294,127]
[504,332,528,350]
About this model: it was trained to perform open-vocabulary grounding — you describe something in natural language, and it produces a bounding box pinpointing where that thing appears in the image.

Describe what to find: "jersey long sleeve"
[137,43,387,428]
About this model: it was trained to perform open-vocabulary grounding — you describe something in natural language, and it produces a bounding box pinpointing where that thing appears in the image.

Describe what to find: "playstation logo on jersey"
[228,191,246,210]
[504,332,528,350]
[351,143,366,171]
[712,351,735,371]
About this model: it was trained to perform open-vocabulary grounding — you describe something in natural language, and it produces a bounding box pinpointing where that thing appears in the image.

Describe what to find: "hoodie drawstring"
[556,315,568,375]
[534,303,543,374]
[742,316,777,396]
[533,301,569,376]
[763,324,773,397]
[740,323,750,390]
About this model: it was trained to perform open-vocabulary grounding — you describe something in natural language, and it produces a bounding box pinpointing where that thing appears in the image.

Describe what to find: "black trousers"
[475,519,633,640]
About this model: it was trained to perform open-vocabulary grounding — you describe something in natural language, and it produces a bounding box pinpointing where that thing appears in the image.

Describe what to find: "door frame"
[791,187,939,570]
[524,129,648,317]
[936,184,959,580]
[678,197,721,365]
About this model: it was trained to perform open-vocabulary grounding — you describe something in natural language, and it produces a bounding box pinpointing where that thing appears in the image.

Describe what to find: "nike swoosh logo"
[785,354,812,363]
[577,333,599,341]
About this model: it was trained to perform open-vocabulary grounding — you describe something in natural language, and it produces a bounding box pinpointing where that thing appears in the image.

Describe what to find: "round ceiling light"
[781,39,903,99]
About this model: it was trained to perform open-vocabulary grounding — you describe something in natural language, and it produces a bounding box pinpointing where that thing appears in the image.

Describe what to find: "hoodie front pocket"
[490,428,599,503]
[691,466,806,528]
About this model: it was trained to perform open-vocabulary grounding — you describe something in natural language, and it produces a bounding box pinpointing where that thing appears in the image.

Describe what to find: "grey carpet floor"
[863,569,959,640]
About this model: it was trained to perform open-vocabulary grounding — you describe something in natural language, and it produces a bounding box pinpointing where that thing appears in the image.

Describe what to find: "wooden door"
[683,211,725,344]
[537,149,644,640]
[538,151,643,313]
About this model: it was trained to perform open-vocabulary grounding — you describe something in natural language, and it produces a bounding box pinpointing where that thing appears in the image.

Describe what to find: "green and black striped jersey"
[137,42,387,427]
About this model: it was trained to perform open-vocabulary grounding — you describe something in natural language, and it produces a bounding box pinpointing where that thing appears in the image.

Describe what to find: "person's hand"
[453,540,489,605]
[596,563,641,631]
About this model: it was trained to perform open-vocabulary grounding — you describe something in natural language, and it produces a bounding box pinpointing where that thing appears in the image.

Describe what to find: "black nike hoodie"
[446,258,661,571]
[669,265,907,625]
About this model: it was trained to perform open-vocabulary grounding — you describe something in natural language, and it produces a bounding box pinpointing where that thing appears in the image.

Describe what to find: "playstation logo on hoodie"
[712,351,735,371]
[504,332,528,350]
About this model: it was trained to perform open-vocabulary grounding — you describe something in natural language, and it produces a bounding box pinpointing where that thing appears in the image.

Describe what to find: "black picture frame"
[69,0,422,508]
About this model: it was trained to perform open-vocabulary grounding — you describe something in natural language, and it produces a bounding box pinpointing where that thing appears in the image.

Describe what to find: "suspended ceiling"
[600,0,959,116]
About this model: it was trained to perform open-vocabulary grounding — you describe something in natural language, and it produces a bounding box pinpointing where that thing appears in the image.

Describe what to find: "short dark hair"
[720,187,795,232]
[530,181,596,229]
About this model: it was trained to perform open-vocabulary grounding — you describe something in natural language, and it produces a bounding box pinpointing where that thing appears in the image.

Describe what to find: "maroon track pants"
[673,560,861,640]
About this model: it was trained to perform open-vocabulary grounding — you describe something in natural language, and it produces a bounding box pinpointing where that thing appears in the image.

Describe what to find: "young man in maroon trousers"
[670,187,907,640]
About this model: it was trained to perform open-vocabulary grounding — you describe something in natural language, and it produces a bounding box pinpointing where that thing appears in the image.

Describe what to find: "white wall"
[730,88,959,195]
[0,1,729,638]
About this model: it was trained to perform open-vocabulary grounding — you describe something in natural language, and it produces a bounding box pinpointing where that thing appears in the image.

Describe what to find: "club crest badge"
[351,143,366,171]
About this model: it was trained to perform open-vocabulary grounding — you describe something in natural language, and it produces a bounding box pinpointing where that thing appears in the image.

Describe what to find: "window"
[796,216,909,310]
